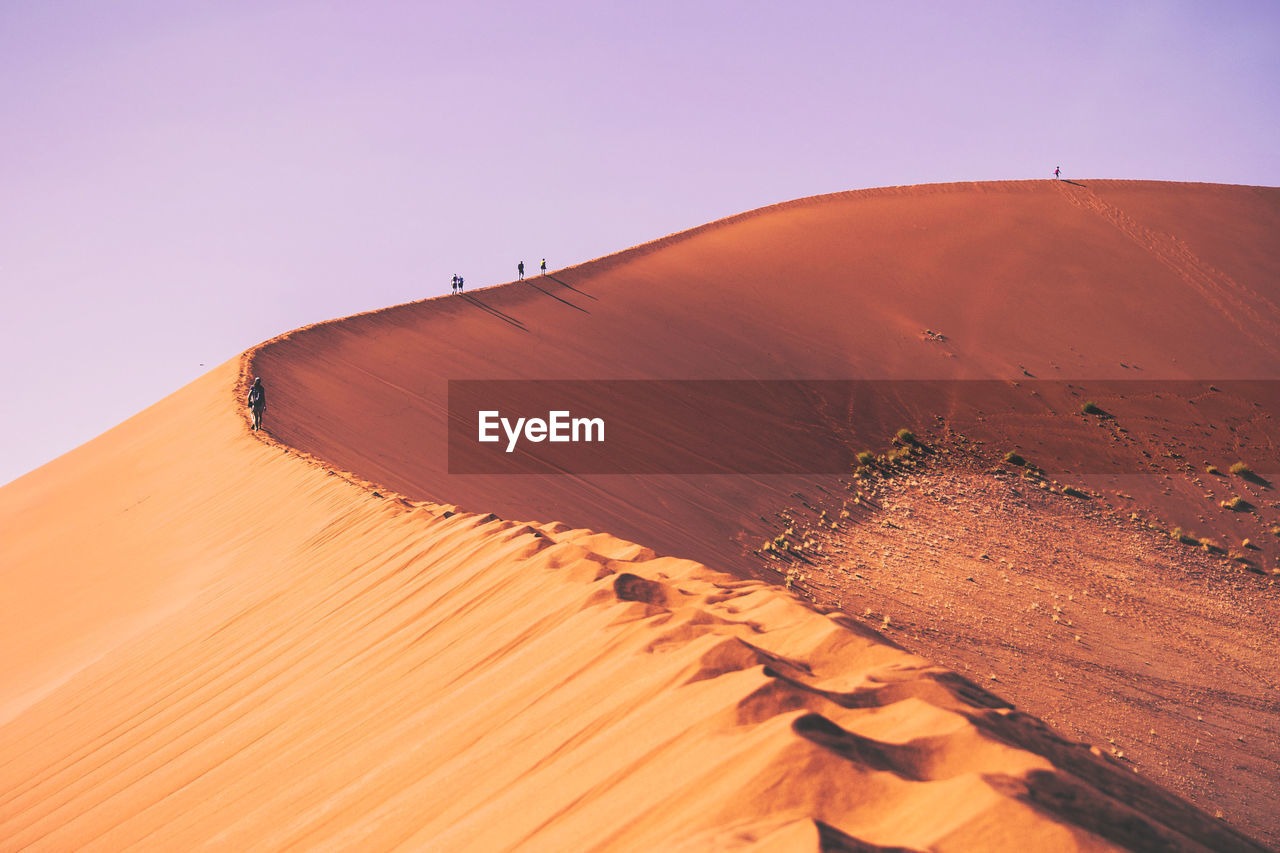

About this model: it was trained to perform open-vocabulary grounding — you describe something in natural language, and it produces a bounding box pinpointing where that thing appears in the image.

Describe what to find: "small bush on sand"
[1003,451,1027,466]
[894,428,918,446]
[1198,537,1225,554]
[886,447,915,465]
[1230,461,1254,477]
[1205,465,1221,476]
[1171,527,1199,546]
[1081,401,1103,415]
[1062,485,1090,499]
[856,451,875,466]
[1220,496,1253,511]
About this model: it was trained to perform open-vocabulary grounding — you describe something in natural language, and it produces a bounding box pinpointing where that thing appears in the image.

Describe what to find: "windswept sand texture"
[5,363,1262,851]
[2,180,1278,850]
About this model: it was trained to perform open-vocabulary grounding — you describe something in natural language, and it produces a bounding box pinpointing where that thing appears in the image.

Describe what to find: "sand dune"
[6,361,1257,851]
[252,180,1280,573]
[2,180,1278,850]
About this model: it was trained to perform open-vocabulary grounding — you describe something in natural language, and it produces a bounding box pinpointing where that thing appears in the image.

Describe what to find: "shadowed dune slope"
[251,180,1280,573]
[3,361,1268,851]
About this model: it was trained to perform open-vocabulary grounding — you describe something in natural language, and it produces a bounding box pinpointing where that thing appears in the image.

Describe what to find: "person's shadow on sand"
[545,275,599,301]
[458,293,528,331]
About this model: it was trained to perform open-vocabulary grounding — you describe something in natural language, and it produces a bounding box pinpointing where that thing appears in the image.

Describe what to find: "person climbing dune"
[247,376,267,431]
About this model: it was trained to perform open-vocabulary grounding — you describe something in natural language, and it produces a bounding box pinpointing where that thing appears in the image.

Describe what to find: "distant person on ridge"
[458,275,464,292]
[247,377,267,431]
[518,261,525,280]
[451,274,458,294]
[1054,166,1061,180]
[540,258,547,275]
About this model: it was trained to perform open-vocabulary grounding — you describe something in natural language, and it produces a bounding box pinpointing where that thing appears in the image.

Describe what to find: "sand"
[252,180,1280,574]
[2,180,1277,851]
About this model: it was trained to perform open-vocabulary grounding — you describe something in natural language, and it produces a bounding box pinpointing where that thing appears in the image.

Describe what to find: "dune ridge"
[251,179,1280,576]
[3,179,1278,850]
[0,358,1267,851]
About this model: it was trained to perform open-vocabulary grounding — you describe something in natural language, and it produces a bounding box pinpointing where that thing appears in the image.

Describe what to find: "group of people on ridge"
[516,258,548,281]
[248,257,557,431]
[455,258,548,293]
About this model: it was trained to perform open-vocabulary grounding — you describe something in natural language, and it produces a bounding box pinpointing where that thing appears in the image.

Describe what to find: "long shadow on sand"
[459,293,528,331]
[526,279,591,313]
[545,274,599,301]
[1061,179,1088,187]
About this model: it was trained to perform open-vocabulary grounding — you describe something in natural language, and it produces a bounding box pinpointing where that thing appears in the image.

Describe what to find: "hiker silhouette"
[518,261,525,280]
[247,377,267,431]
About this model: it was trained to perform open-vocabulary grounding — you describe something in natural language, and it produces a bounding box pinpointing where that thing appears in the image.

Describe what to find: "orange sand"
[2,180,1277,851]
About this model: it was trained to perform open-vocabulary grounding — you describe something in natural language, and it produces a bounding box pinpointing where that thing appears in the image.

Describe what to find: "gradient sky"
[3,0,1278,485]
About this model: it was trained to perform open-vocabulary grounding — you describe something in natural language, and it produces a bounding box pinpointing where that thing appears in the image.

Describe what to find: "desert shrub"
[1081,401,1103,415]
[1062,485,1090,499]
[1198,537,1225,554]
[1230,461,1253,476]
[856,450,875,466]
[1205,465,1221,476]
[1220,496,1253,511]
[894,428,918,446]
[1003,451,1026,466]
[887,448,913,464]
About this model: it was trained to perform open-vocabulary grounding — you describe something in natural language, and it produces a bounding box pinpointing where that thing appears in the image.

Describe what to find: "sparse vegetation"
[1198,537,1225,554]
[1081,401,1103,415]
[1229,461,1270,485]
[894,428,918,446]
[856,450,875,466]
[1062,485,1090,499]
[1205,465,1221,476]
[784,566,807,590]
[1171,527,1199,546]
[1003,451,1026,466]
[1220,496,1253,512]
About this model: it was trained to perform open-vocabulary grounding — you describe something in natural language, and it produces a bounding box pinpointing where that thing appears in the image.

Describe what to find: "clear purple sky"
[3,1,1278,485]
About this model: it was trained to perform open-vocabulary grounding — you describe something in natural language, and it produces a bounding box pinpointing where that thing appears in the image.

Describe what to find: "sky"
[2,0,1278,485]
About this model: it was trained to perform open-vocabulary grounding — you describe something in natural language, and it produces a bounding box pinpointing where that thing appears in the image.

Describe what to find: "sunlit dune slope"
[251,180,1280,573]
[4,361,1266,850]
